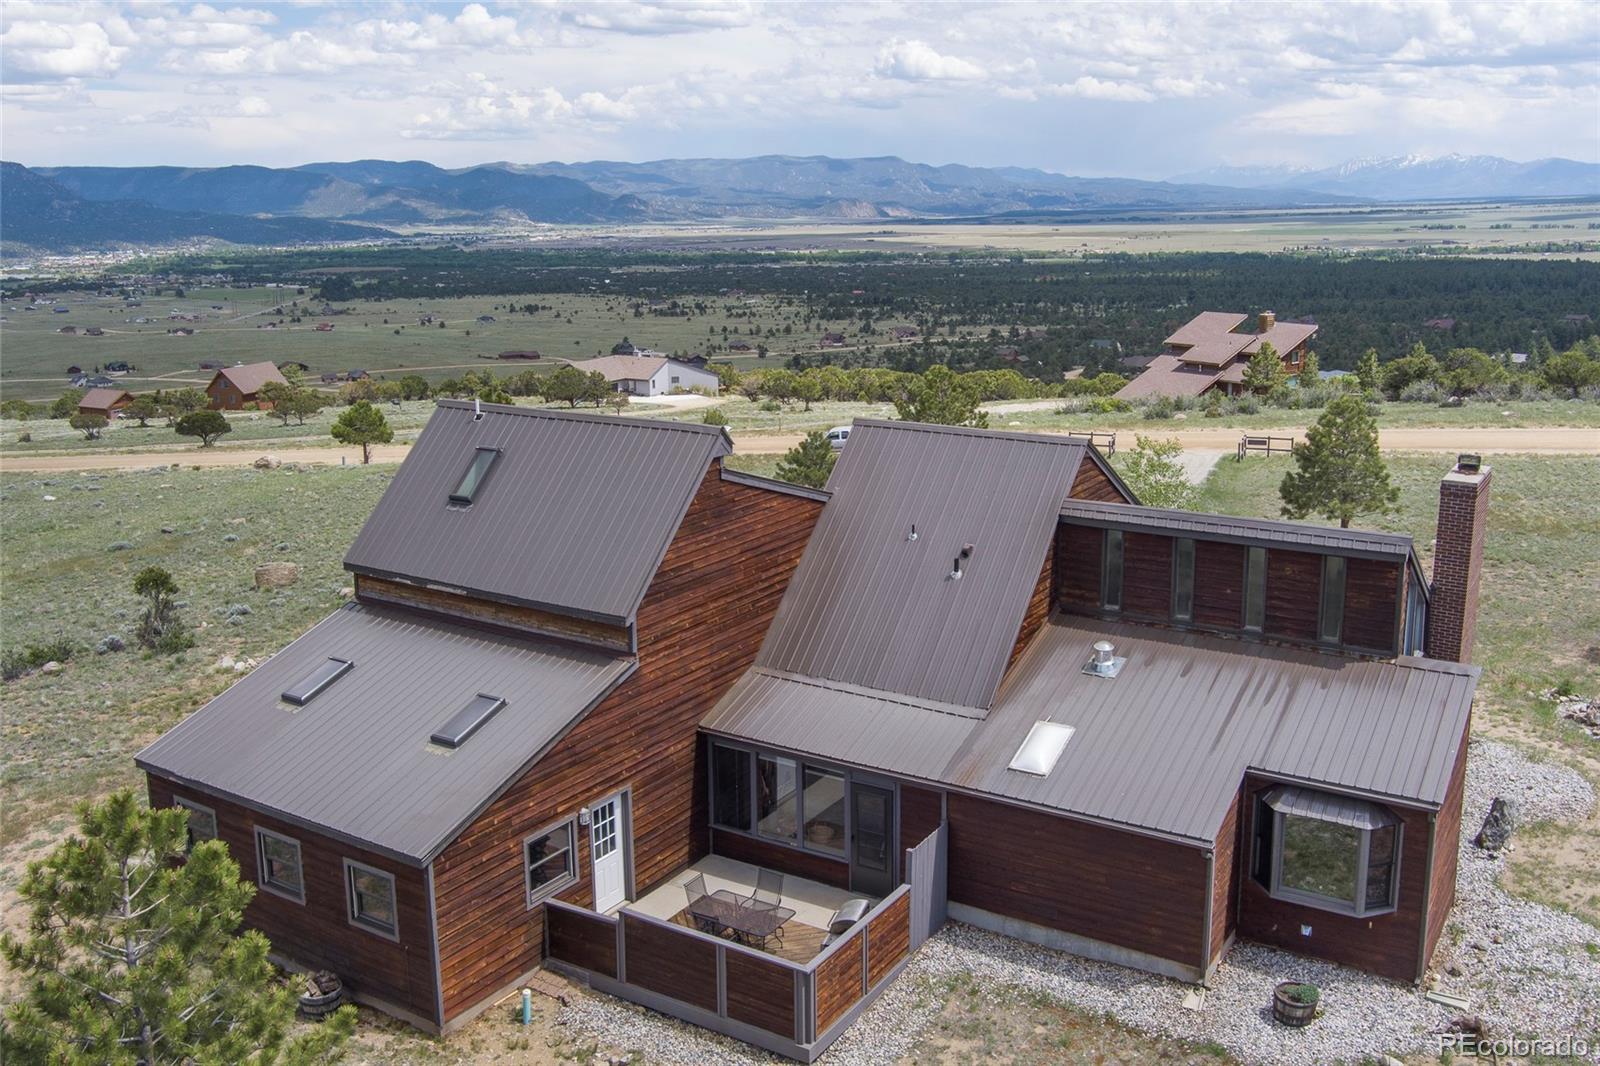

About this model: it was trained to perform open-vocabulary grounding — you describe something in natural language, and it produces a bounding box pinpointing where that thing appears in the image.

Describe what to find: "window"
[344,860,398,939]
[255,828,304,903]
[756,754,799,843]
[801,766,846,855]
[1101,529,1124,611]
[1171,538,1195,622]
[430,693,507,749]
[449,447,499,505]
[1318,555,1347,643]
[1243,546,1267,631]
[281,657,353,706]
[175,797,217,852]
[1257,786,1399,917]
[524,821,577,906]
[712,744,753,832]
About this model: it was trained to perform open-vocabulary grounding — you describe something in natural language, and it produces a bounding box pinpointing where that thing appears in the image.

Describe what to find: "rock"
[1446,962,1463,976]
[1474,796,1519,852]
[229,517,247,525]
[222,534,239,543]
[215,655,236,671]
[40,661,63,675]
[254,562,301,589]
[42,495,55,501]
[160,525,175,534]
[108,541,133,551]
[253,455,281,469]
[338,586,355,599]
[275,541,290,551]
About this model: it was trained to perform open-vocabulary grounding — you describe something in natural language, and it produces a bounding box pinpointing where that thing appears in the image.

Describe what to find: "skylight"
[1008,721,1075,777]
[430,693,507,749]
[281,658,353,706]
[449,448,499,505]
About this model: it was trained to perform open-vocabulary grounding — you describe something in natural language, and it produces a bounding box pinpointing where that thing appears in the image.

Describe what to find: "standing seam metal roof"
[343,402,731,623]
[1059,498,1416,558]
[136,603,635,863]
[754,419,1086,709]
[214,361,288,395]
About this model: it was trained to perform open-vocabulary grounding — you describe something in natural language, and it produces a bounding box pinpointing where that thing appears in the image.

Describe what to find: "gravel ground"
[555,738,1598,1065]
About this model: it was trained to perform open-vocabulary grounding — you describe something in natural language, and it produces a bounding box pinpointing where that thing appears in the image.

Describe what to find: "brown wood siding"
[898,785,943,882]
[1007,550,1054,671]
[1264,549,1322,643]
[1342,557,1401,654]
[1424,725,1470,970]
[866,893,911,988]
[946,793,1208,967]
[1121,532,1173,619]
[1070,456,1130,503]
[1210,788,1243,966]
[431,467,822,1022]
[146,775,439,1026]
[1236,776,1430,983]
[711,828,851,890]
[355,574,632,652]
[546,907,617,979]
[1192,540,1245,630]
[620,913,718,1012]
[1055,523,1103,612]
[814,931,864,1033]
[723,950,797,1038]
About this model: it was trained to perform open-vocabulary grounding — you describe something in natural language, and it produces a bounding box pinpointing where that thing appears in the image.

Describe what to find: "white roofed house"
[583,354,720,396]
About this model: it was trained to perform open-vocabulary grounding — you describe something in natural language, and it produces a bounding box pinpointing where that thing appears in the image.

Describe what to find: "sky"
[3,0,1597,178]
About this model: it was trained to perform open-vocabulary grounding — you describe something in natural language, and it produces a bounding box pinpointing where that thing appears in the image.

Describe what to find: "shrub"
[701,408,729,426]
[17,431,31,442]
[1399,380,1444,404]
[1282,983,1320,1005]
[1226,395,1261,415]
[1143,397,1176,420]
[1084,396,1132,414]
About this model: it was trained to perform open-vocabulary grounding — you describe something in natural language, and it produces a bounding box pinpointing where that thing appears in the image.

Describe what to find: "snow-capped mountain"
[1170,154,1599,200]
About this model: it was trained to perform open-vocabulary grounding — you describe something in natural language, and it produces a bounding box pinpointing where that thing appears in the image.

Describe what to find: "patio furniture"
[752,867,784,906]
[683,874,726,936]
[821,898,872,947]
[722,894,795,952]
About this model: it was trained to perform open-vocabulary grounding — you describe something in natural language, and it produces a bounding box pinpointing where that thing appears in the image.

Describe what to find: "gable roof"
[343,402,732,624]
[753,419,1087,709]
[1240,321,1318,355]
[1112,354,1222,399]
[582,355,669,381]
[1165,311,1247,347]
[79,387,132,409]
[137,603,634,863]
[212,361,288,395]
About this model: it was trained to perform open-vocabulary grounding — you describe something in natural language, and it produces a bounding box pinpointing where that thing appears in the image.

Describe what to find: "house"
[105,361,132,373]
[727,340,753,352]
[77,388,133,418]
[582,355,720,397]
[314,323,334,332]
[821,332,847,348]
[58,326,78,335]
[1116,311,1318,401]
[1424,318,1456,331]
[477,315,496,324]
[199,360,226,371]
[893,326,919,341]
[84,327,105,337]
[138,412,1485,1060]
[1508,353,1529,366]
[320,373,342,384]
[497,350,542,361]
[1562,313,1590,324]
[169,327,195,337]
[346,369,370,381]
[207,361,289,410]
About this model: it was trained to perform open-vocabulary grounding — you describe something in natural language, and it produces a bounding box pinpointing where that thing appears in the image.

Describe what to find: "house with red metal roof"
[1116,311,1318,401]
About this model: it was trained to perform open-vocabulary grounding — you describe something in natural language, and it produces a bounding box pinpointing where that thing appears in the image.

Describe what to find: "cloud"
[875,39,984,82]
[1,19,129,78]
[235,95,272,116]
[564,1,754,36]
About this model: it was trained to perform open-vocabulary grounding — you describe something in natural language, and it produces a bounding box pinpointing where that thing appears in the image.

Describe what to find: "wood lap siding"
[1210,789,1243,967]
[355,575,632,652]
[814,933,864,1033]
[1007,552,1054,670]
[723,951,797,1038]
[1192,540,1245,630]
[1343,557,1401,654]
[1425,726,1471,968]
[1055,524,1102,611]
[898,785,943,881]
[1120,532,1172,619]
[866,894,911,988]
[146,776,439,1026]
[1264,549,1321,643]
[1070,457,1129,503]
[621,914,718,1012]
[712,828,850,890]
[946,793,1208,967]
[546,908,617,979]
[430,467,822,1023]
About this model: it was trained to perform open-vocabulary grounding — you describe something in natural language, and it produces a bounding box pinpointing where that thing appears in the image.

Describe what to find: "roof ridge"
[751,666,987,721]
[434,399,731,440]
[851,418,1091,448]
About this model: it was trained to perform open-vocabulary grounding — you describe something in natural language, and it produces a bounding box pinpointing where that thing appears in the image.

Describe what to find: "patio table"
[688,889,795,951]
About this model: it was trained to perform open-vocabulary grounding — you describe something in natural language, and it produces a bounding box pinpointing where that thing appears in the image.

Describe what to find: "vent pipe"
[1082,640,1126,678]
[473,396,483,420]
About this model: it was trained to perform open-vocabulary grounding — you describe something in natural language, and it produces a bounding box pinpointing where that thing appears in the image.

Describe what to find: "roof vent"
[1008,720,1075,776]
[1082,640,1126,679]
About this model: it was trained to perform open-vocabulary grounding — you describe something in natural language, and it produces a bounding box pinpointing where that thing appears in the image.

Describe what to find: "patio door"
[589,794,628,913]
[849,782,896,898]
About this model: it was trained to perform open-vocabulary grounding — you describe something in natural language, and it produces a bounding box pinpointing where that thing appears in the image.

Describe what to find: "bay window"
[1254,785,1399,917]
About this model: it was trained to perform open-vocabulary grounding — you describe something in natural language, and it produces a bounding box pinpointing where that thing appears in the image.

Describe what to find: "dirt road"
[2,425,1594,474]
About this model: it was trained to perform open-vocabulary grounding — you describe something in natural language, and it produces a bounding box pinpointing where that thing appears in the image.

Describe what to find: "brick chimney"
[1258,310,1276,333]
[1425,455,1491,663]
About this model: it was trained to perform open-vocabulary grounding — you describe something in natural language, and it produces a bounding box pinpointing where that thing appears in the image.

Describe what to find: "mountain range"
[4,152,1596,253]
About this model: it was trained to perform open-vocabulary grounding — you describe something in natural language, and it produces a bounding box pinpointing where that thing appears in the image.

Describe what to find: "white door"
[589,796,627,913]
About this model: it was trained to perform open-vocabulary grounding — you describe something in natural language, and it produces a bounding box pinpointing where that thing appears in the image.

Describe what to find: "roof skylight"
[430,693,507,749]
[281,658,353,706]
[1008,720,1075,777]
[449,448,499,505]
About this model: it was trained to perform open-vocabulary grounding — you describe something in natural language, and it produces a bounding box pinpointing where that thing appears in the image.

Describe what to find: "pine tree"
[1297,349,1319,383]
[1280,395,1399,528]
[1,792,355,1065]
[774,430,837,489]
[1241,342,1289,395]
[1353,348,1382,393]
[330,400,393,464]
[894,365,988,427]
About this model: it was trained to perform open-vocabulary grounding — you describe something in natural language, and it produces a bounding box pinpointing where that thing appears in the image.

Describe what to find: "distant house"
[582,355,721,397]
[727,340,753,352]
[53,306,69,314]
[314,323,334,332]
[84,326,104,336]
[58,326,77,335]
[1115,311,1318,401]
[821,332,847,348]
[169,327,195,337]
[320,372,342,384]
[207,361,288,410]
[1318,369,1351,381]
[347,369,370,381]
[1424,318,1456,331]
[199,360,226,371]
[105,361,132,373]
[679,354,711,368]
[497,350,542,361]
[893,326,919,341]
[1508,352,1529,366]
[1563,313,1591,325]
[477,315,496,324]
[78,388,133,418]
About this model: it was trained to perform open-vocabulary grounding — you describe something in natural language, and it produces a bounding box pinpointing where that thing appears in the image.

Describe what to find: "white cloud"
[235,95,272,116]
[564,1,754,36]
[1,19,129,78]
[875,39,984,82]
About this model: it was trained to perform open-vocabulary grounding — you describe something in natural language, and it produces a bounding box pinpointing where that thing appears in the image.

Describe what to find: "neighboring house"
[893,326,919,341]
[1116,311,1318,401]
[583,355,720,396]
[84,327,104,336]
[727,340,753,352]
[65,365,83,375]
[314,323,334,332]
[207,361,288,410]
[1424,318,1457,331]
[477,315,496,323]
[77,388,133,418]
[1564,313,1592,325]
[138,412,1486,1060]
[821,332,847,348]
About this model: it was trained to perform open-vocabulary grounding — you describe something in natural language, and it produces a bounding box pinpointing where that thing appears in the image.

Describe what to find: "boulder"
[254,562,301,590]
[1474,796,1519,853]
[40,661,63,675]
[253,455,281,469]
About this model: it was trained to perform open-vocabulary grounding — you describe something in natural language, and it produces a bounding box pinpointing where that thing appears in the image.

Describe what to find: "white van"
[825,426,851,450]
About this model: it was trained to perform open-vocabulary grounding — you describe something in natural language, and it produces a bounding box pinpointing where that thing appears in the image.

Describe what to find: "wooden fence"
[1065,430,1117,456]
[1237,433,1296,461]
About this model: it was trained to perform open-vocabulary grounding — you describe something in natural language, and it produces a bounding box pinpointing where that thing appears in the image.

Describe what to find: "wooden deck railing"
[1065,430,1117,455]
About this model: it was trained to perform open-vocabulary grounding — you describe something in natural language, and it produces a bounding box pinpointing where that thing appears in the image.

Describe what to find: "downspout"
[1200,848,1215,983]
[1415,811,1437,985]
[427,863,446,1031]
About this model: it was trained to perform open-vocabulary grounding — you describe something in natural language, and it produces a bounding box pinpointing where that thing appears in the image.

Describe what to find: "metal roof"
[1059,498,1416,559]
[78,387,132,408]
[1165,312,1248,347]
[754,419,1087,709]
[343,401,731,624]
[214,361,288,395]
[1112,354,1222,399]
[1175,335,1253,367]
[705,615,1477,845]
[1241,321,1319,355]
[137,603,634,864]
[720,465,832,503]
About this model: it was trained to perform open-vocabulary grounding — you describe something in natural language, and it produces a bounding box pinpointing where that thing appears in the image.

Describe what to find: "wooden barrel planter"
[1272,982,1320,1027]
[298,971,345,1019]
